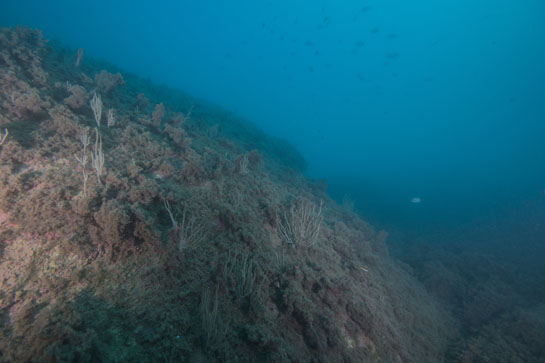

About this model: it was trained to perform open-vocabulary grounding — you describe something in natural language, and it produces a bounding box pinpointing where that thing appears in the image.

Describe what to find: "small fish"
[430,38,443,48]
[411,197,421,204]
[356,73,379,87]
[318,16,331,29]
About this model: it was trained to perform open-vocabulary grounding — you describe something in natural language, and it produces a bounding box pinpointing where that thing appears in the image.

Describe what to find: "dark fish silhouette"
[430,37,443,48]
[356,73,381,89]
[318,16,331,29]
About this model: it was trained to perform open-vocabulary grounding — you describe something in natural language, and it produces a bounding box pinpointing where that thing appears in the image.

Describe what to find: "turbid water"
[1,1,544,362]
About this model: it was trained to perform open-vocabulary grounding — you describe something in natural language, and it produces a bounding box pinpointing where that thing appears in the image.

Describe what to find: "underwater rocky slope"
[0,27,453,362]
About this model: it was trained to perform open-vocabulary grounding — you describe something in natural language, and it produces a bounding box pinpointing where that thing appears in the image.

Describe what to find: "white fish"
[410,197,421,204]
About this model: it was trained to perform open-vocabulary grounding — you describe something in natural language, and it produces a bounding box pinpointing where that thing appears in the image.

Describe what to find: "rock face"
[0,26,452,362]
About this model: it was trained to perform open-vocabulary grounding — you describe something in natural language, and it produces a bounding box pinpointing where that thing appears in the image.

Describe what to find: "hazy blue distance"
[2,0,545,235]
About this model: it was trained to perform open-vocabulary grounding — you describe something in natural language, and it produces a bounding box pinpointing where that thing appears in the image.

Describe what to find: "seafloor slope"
[0,27,452,362]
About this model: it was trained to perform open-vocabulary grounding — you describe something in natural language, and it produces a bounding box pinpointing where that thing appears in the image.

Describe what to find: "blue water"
[3,2,545,361]
[3,0,544,258]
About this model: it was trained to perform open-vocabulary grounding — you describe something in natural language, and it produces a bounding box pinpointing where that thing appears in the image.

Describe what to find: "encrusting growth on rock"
[0,26,453,363]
